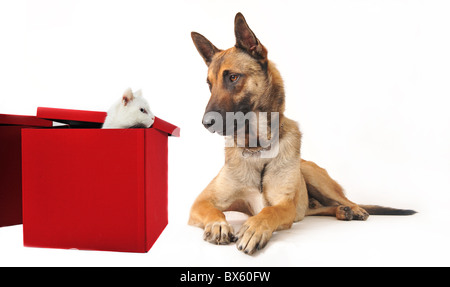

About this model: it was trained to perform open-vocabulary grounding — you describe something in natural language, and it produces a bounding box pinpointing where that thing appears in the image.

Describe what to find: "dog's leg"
[306,205,356,221]
[307,197,353,220]
[189,198,236,245]
[234,158,305,255]
[189,178,237,245]
[301,159,369,220]
[236,198,297,255]
[236,170,301,255]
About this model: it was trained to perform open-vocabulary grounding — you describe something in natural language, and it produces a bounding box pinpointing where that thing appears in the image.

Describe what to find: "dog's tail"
[360,205,417,216]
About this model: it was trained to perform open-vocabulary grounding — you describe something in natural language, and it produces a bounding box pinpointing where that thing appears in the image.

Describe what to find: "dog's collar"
[242,146,271,158]
[241,123,284,158]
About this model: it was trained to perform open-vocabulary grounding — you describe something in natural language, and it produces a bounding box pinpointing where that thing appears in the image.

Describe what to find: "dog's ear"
[191,32,221,66]
[234,12,267,60]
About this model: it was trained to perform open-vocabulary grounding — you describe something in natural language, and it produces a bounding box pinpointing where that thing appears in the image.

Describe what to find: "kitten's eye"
[229,74,240,83]
[140,108,148,114]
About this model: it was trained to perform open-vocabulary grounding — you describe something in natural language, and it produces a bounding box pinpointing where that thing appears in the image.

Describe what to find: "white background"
[1,0,449,266]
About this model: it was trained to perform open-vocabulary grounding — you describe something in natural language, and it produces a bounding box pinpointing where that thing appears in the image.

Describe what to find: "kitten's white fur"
[102,88,155,129]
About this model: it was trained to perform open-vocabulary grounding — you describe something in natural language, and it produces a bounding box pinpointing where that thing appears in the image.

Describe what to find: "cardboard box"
[21,108,179,253]
[0,114,53,227]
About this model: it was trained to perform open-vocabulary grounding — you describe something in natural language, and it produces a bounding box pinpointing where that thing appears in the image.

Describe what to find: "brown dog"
[189,13,416,255]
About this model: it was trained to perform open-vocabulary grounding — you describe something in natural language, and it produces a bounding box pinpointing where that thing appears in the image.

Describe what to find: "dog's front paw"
[203,221,236,245]
[236,217,273,255]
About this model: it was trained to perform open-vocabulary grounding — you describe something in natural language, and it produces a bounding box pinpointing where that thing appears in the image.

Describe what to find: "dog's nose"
[202,117,215,130]
[202,111,223,133]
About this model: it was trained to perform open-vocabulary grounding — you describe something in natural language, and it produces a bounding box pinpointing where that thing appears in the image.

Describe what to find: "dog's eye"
[229,74,240,83]
[140,108,148,114]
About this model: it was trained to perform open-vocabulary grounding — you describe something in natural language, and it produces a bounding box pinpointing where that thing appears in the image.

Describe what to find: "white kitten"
[102,88,155,129]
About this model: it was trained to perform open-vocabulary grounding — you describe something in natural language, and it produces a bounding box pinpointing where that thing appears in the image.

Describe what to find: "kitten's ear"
[134,90,143,98]
[122,88,134,106]
[191,32,221,66]
[234,12,267,60]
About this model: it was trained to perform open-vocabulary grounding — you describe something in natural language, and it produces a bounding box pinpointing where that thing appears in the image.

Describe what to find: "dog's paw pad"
[308,198,322,209]
[336,205,353,221]
[351,206,369,221]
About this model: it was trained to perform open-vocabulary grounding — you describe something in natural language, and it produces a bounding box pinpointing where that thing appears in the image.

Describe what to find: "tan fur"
[189,116,308,253]
[189,13,411,255]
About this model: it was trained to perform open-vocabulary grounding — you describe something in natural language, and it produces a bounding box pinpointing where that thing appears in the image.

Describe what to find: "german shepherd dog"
[189,13,416,255]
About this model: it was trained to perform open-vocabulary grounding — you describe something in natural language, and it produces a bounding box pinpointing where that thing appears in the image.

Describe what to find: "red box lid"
[0,113,53,127]
[36,107,180,136]
[153,117,180,137]
[37,107,107,126]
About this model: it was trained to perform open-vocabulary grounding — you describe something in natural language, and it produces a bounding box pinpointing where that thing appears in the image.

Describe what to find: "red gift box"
[21,107,179,253]
[0,114,53,227]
